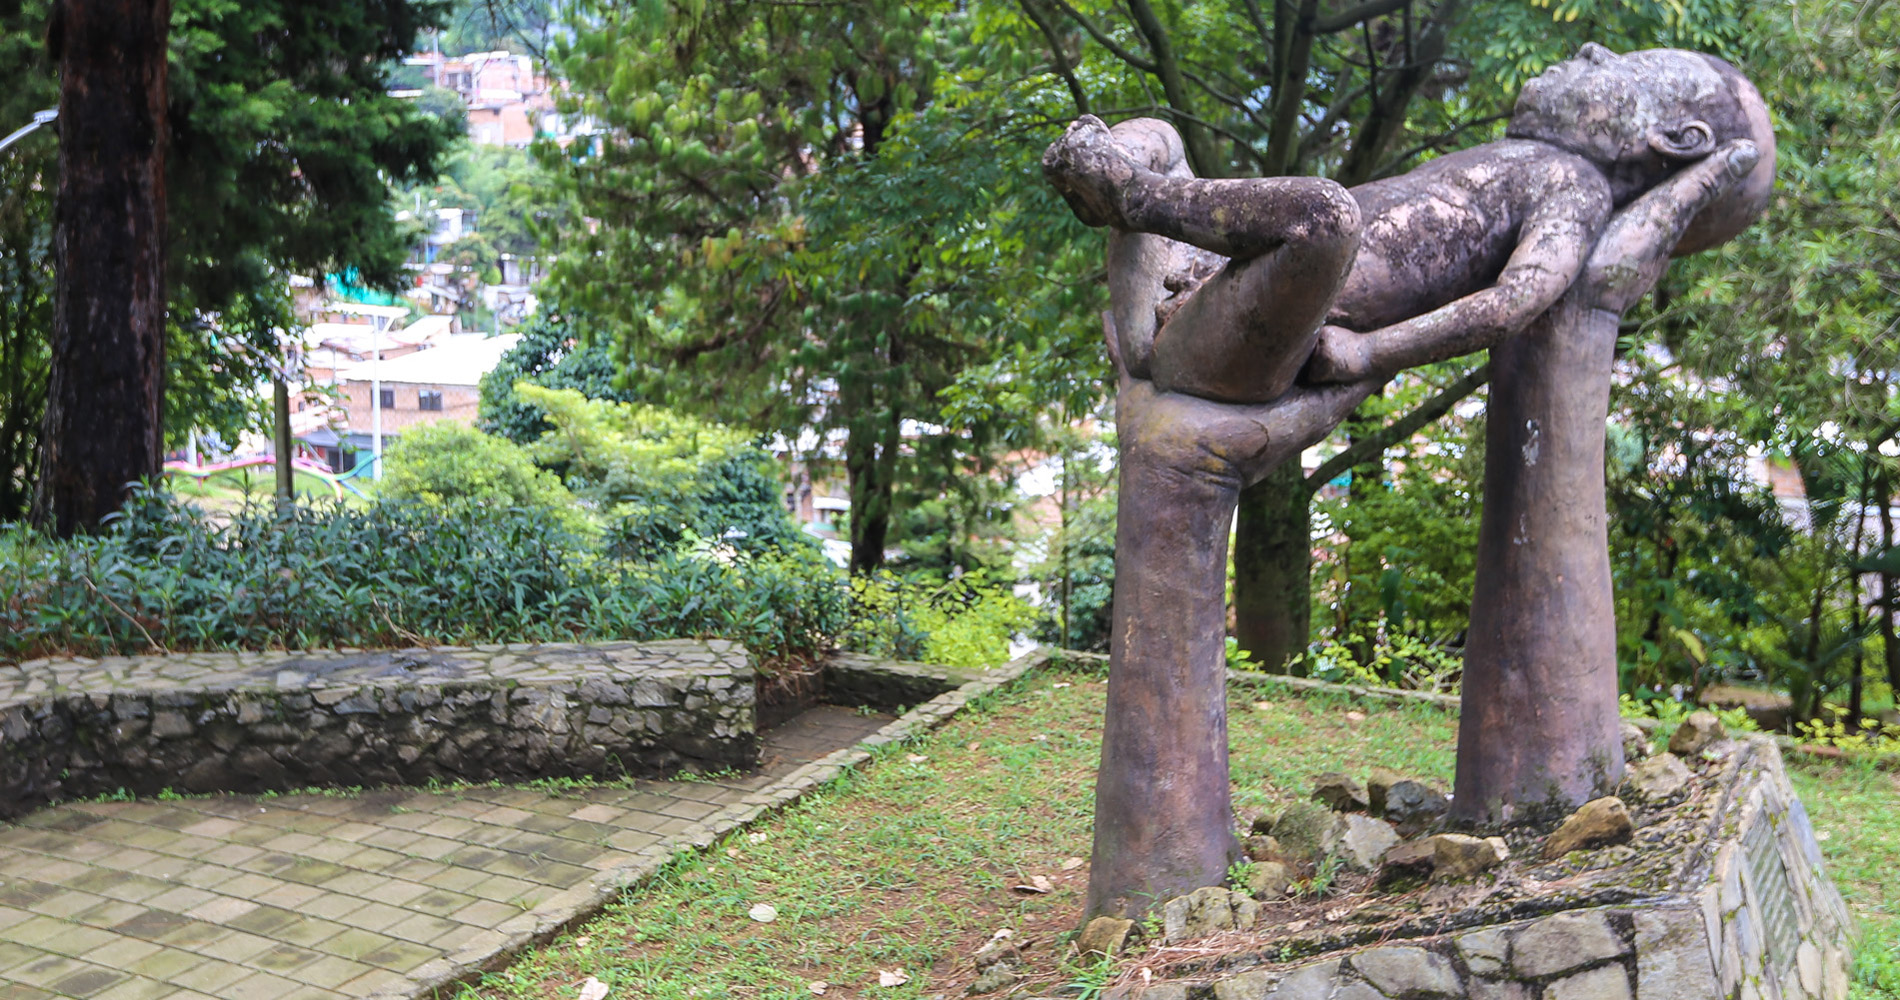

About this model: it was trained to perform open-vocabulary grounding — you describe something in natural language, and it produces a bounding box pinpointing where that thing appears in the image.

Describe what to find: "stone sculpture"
[1042,45,1774,918]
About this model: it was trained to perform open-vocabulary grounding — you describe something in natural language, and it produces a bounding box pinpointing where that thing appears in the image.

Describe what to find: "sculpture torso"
[1332,140,1608,332]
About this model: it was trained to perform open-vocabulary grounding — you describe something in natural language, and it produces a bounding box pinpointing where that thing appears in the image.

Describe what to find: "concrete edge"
[382,645,1056,1000]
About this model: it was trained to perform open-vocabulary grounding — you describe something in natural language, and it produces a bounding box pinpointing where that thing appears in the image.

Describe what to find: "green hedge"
[0,488,848,664]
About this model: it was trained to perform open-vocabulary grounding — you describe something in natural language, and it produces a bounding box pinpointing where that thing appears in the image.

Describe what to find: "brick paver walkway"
[0,706,891,1000]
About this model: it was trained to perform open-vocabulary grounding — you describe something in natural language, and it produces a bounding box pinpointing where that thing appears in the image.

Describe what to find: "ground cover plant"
[459,665,1897,1000]
[0,487,849,664]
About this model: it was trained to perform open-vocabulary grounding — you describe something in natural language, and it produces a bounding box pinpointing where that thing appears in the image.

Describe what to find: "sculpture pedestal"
[1110,737,1856,1000]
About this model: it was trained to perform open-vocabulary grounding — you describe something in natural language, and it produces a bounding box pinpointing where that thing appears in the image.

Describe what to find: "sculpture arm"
[1580,140,1761,314]
[1303,181,1607,384]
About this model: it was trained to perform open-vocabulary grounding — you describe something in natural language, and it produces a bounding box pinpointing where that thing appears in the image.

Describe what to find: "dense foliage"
[0,488,847,662]
[478,312,639,444]
[0,0,457,521]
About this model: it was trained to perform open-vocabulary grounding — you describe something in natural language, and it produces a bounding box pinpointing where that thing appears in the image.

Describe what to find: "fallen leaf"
[1032,734,1049,742]
[1325,906,1350,922]
[967,741,980,750]
[748,832,769,844]
[808,982,828,996]
[726,848,742,859]
[1052,682,1072,689]
[574,936,591,948]
[578,977,610,1000]
[1344,710,1366,723]
[878,969,910,987]
[748,903,778,923]
[1012,874,1054,894]
[905,753,928,763]
[1252,700,1275,712]
[1816,830,1832,841]
[1059,857,1085,871]
[1285,920,1310,932]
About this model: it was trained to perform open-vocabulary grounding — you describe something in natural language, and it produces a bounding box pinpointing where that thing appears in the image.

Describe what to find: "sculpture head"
[1507,44,1775,253]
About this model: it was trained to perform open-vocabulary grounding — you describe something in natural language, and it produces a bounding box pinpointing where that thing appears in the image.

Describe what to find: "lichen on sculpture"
[1042,44,1775,919]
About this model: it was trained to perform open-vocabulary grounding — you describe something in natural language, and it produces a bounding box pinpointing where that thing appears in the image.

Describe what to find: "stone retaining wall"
[824,652,987,709]
[1115,737,1854,1000]
[0,641,756,818]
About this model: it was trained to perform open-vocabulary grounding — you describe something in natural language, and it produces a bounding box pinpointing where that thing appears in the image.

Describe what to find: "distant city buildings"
[395,49,564,148]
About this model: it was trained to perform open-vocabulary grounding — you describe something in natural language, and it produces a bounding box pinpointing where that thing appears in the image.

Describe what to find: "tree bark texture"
[1087,394,1244,918]
[1232,465,1313,673]
[1452,292,1623,825]
[34,0,170,536]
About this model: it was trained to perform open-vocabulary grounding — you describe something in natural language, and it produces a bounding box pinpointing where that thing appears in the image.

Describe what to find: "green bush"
[842,572,1034,668]
[0,488,846,664]
[519,384,808,559]
[478,311,638,445]
[380,420,594,540]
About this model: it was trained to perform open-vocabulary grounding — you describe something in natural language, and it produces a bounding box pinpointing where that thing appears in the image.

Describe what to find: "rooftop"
[337,332,521,386]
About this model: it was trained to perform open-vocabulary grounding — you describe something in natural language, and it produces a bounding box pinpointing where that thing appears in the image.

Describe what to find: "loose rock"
[1365,766,1405,813]
[1619,721,1651,761]
[1311,771,1370,812]
[1382,779,1449,837]
[1272,801,1338,861]
[1246,861,1293,900]
[1668,711,1727,756]
[1244,834,1284,862]
[971,930,1019,969]
[1381,838,1436,874]
[1076,917,1135,958]
[967,963,1019,995]
[1543,796,1635,859]
[1626,752,1692,800]
[1323,813,1402,871]
[1161,886,1259,943]
[1431,833,1510,878]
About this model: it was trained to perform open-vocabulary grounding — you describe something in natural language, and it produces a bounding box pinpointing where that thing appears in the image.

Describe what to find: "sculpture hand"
[1303,325,1372,384]
[1580,139,1760,315]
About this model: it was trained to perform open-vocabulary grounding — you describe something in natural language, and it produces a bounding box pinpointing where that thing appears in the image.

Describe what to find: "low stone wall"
[1115,737,1854,1000]
[824,652,987,710]
[0,640,756,818]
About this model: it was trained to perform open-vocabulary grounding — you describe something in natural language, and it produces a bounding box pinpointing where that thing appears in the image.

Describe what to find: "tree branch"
[1018,0,1092,115]
[1123,0,1220,175]
[1305,360,1489,489]
[1314,0,1413,33]
[1046,0,1157,73]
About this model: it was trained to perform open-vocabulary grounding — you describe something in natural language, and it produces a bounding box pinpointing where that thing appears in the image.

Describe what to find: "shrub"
[519,384,808,559]
[0,488,845,664]
[380,420,594,540]
[843,572,1035,669]
[477,311,638,445]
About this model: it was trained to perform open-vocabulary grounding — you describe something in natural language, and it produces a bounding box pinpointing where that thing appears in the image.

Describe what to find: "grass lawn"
[458,662,1896,1000]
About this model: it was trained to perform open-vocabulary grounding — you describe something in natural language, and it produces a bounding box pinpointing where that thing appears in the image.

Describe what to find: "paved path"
[0,706,891,1000]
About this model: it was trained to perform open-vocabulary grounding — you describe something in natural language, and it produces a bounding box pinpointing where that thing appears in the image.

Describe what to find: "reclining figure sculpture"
[1043,44,1774,918]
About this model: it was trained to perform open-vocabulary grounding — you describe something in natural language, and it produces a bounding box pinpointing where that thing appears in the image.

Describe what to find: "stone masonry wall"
[0,640,756,819]
[824,652,987,710]
[1118,737,1854,1000]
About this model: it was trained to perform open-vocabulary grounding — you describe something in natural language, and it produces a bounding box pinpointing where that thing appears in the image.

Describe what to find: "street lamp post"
[0,110,57,157]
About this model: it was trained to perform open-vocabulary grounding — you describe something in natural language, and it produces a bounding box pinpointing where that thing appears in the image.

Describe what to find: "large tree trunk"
[1453,293,1623,825]
[1087,395,1244,919]
[1233,465,1312,673]
[33,0,171,536]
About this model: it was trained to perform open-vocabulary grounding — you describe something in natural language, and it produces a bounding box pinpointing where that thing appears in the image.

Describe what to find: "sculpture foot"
[1042,115,1141,229]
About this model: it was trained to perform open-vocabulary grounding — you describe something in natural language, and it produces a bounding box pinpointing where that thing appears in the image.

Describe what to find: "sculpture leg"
[1085,393,1247,919]
[1044,116,1361,260]
[1453,292,1624,825]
